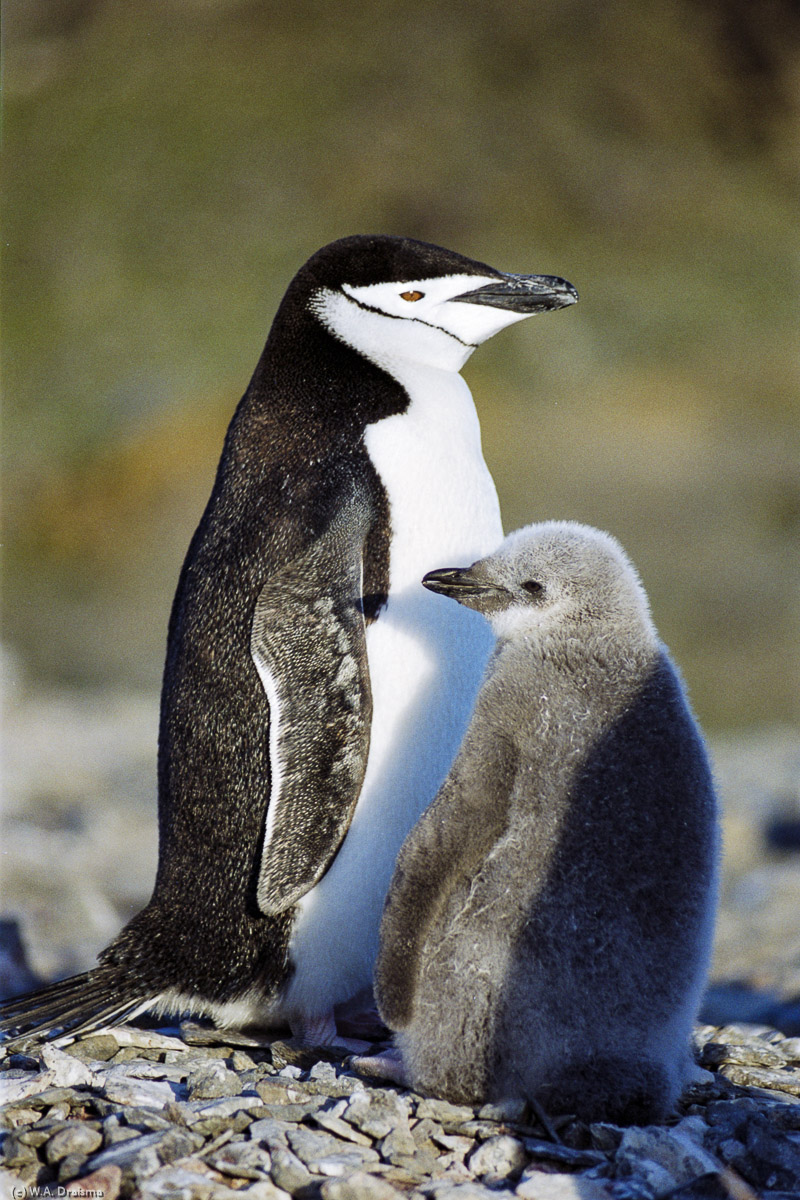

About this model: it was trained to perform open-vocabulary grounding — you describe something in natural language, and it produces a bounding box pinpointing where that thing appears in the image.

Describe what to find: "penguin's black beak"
[422,567,502,601]
[453,273,578,314]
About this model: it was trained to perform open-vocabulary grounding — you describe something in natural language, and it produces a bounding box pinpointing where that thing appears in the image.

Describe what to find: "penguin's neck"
[364,359,501,582]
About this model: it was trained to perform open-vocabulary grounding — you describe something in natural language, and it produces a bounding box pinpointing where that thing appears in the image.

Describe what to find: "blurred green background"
[3,0,799,731]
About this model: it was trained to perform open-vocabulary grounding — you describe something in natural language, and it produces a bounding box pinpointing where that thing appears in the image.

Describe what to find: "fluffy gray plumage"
[373,521,720,1124]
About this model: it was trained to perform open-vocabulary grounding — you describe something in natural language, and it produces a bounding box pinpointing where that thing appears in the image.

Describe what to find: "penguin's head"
[297,235,577,373]
[423,521,657,644]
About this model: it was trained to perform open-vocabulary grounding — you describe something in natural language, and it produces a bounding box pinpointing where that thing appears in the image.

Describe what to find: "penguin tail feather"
[0,970,154,1049]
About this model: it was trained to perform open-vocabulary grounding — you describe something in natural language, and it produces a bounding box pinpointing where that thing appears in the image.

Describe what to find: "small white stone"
[516,1172,613,1199]
[467,1134,527,1180]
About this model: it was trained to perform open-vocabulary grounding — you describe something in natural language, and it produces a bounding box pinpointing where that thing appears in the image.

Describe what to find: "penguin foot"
[334,989,389,1041]
[290,1010,371,1054]
[351,1044,409,1086]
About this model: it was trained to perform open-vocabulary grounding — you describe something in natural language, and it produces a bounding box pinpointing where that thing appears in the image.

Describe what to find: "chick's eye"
[400,290,424,302]
[522,580,544,597]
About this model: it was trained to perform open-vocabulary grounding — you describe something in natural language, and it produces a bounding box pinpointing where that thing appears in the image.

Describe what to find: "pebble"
[3,1024,800,1200]
[613,1119,723,1193]
[44,1121,103,1164]
[516,1173,614,1199]
[320,1169,403,1200]
[66,1164,123,1200]
[187,1060,243,1100]
[467,1134,527,1180]
[344,1091,410,1140]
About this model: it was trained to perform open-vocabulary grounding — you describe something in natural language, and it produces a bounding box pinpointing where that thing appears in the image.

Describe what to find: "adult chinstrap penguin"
[1,236,578,1049]
[362,521,719,1123]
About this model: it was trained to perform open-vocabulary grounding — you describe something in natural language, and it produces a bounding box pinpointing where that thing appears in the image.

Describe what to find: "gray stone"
[409,1117,441,1154]
[614,1119,721,1193]
[345,1091,410,1140]
[208,1140,272,1180]
[134,1164,220,1199]
[288,1125,379,1172]
[379,1126,419,1163]
[742,1113,800,1191]
[59,1151,94,1182]
[66,1035,120,1063]
[1,1131,39,1168]
[314,1151,381,1177]
[64,1164,124,1200]
[719,1063,800,1096]
[45,1121,104,1164]
[516,1172,614,1199]
[188,1061,243,1100]
[190,1095,267,1118]
[312,1110,375,1146]
[320,1169,403,1200]
[249,1117,292,1149]
[700,1039,788,1069]
[101,1074,177,1109]
[424,1181,506,1200]
[85,1129,165,1171]
[308,1061,339,1085]
[269,1146,317,1194]
[467,1134,528,1180]
[415,1099,475,1126]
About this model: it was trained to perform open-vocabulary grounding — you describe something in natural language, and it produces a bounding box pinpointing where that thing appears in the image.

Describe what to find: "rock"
[66,1034,121,1063]
[378,1125,420,1163]
[65,1164,123,1200]
[718,1063,800,1096]
[426,1182,507,1200]
[614,1119,722,1193]
[321,1169,403,1200]
[187,1061,243,1100]
[133,1164,220,1199]
[467,1134,528,1181]
[269,1146,317,1194]
[313,1150,382,1177]
[86,1129,166,1171]
[700,1040,788,1069]
[249,1117,292,1148]
[516,1172,614,1199]
[288,1126,379,1171]
[740,1112,800,1191]
[313,1110,375,1146]
[208,1139,272,1179]
[0,1045,101,1105]
[415,1098,475,1126]
[344,1091,410,1140]
[45,1121,104,1163]
[101,1073,177,1109]
[0,1130,39,1169]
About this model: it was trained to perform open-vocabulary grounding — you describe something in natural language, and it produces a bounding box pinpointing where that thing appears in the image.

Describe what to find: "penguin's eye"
[400,290,424,302]
[522,580,544,597]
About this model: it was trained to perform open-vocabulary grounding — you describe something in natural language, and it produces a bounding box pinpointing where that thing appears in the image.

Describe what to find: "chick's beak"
[422,567,502,601]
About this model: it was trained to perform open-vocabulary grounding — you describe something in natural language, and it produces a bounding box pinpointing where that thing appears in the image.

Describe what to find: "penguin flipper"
[375,733,518,1030]
[251,486,374,917]
[0,969,152,1047]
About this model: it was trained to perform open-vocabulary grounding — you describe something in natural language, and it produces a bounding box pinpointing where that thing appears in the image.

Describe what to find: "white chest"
[364,363,502,577]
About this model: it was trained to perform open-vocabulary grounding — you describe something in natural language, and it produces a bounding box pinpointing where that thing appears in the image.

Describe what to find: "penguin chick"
[369,521,720,1124]
[0,237,577,1050]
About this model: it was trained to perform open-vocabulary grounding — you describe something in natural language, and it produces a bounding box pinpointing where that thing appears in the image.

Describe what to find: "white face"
[310,274,534,373]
